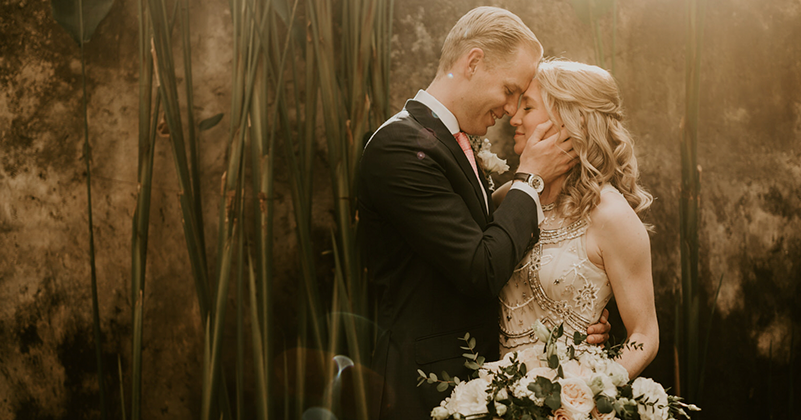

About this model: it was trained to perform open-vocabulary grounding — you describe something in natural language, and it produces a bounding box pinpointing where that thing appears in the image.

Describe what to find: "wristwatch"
[513,172,544,194]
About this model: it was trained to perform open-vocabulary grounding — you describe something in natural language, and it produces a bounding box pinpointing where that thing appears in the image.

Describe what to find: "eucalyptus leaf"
[596,395,614,413]
[51,0,115,44]
[436,382,449,392]
[544,388,561,411]
[199,113,224,131]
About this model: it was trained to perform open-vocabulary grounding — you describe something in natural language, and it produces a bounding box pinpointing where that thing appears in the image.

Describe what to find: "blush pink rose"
[591,406,617,420]
[551,407,574,420]
[559,377,595,416]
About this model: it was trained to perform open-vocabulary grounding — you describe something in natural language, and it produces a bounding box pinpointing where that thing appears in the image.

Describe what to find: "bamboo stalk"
[75,0,107,415]
[131,290,144,420]
[679,0,707,402]
[235,174,246,420]
[201,220,238,420]
[147,0,211,321]
[180,0,206,258]
[247,252,269,420]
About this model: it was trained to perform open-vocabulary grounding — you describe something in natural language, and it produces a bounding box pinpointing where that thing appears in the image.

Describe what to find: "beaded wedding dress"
[498,185,618,357]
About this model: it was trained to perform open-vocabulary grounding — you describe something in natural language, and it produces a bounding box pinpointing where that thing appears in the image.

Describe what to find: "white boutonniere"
[468,135,509,191]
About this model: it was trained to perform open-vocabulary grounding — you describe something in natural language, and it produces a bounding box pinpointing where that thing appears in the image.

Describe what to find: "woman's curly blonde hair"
[535,59,653,221]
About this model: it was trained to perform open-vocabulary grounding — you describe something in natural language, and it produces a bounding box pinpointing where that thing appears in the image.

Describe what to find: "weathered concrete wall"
[1,0,799,418]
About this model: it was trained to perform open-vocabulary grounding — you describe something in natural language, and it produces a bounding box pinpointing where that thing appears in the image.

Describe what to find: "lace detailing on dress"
[498,203,613,356]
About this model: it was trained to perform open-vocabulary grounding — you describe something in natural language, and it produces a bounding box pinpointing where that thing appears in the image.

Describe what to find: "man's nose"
[504,99,518,116]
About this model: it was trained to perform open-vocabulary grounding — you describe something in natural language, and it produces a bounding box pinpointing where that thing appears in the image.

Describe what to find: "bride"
[493,59,659,378]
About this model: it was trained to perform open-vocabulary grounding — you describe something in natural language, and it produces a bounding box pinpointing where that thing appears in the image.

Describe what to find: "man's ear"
[464,47,485,79]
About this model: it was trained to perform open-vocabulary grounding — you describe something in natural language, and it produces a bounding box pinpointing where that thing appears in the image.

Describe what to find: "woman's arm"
[587,191,659,378]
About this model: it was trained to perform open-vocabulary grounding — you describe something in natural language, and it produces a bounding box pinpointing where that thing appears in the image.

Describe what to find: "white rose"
[597,360,629,387]
[476,149,509,174]
[558,377,595,417]
[444,379,490,417]
[510,376,545,406]
[631,377,669,420]
[517,346,546,371]
[494,401,508,417]
[526,366,557,382]
[431,405,449,420]
[587,373,617,398]
[532,320,551,343]
[561,359,593,380]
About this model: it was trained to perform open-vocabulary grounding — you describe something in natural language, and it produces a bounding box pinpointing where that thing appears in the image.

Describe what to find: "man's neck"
[425,75,460,121]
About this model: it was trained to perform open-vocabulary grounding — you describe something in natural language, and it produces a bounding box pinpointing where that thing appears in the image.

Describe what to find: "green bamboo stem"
[235,163,246,420]
[131,290,144,420]
[118,355,127,420]
[180,0,206,258]
[330,234,369,420]
[201,221,238,420]
[611,0,617,76]
[247,253,269,420]
[679,0,706,402]
[148,0,211,320]
[131,0,156,416]
[76,0,107,415]
[131,90,159,420]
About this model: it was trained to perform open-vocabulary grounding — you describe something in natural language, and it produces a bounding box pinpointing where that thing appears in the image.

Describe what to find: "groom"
[358,7,608,419]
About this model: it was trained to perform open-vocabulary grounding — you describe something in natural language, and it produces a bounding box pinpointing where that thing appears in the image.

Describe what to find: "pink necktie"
[454,131,480,179]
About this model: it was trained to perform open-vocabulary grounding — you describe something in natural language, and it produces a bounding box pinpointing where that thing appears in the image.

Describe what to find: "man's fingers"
[528,120,555,144]
[558,125,571,142]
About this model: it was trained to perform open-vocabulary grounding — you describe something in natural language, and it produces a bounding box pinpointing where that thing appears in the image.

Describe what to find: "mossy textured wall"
[1,0,799,418]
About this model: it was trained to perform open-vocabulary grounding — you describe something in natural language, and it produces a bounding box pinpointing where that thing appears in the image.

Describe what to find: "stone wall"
[0,0,799,418]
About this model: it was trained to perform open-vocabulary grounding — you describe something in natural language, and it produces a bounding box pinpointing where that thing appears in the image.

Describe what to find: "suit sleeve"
[360,124,540,298]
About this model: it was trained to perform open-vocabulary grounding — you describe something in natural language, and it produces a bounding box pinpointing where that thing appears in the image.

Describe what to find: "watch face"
[531,175,544,193]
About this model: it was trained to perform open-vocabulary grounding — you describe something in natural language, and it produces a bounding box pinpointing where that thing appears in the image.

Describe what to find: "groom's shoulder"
[364,100,433,150]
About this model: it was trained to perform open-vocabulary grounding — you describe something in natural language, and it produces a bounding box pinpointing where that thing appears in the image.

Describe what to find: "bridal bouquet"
[418,322,699,420]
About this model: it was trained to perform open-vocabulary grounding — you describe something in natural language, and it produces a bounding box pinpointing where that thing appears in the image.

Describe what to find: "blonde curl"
[535,59,653,222]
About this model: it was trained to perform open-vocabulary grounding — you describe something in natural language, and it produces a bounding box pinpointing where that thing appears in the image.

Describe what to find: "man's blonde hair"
[438,7,542,75]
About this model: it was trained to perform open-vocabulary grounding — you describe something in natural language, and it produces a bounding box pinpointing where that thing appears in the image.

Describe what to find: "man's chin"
[465,126,489,136]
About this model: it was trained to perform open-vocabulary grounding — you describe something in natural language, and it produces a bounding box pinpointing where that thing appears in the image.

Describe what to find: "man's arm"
[361,125,539,299]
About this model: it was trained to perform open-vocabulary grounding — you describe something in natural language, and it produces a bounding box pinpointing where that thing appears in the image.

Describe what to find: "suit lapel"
[405,100,490,220]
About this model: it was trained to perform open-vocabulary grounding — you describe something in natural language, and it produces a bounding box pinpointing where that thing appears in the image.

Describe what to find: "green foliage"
[678,0,708,403]
[198,113,224,131]
[51,0,115,43]
[569,0,617,73]
[50,0,113,417]
[570,0,614,26]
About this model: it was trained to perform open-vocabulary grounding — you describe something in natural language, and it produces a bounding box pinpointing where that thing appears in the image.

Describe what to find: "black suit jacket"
[358,99,540,419]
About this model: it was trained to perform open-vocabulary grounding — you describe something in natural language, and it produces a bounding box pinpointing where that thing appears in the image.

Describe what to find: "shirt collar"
[413,89,460,135]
